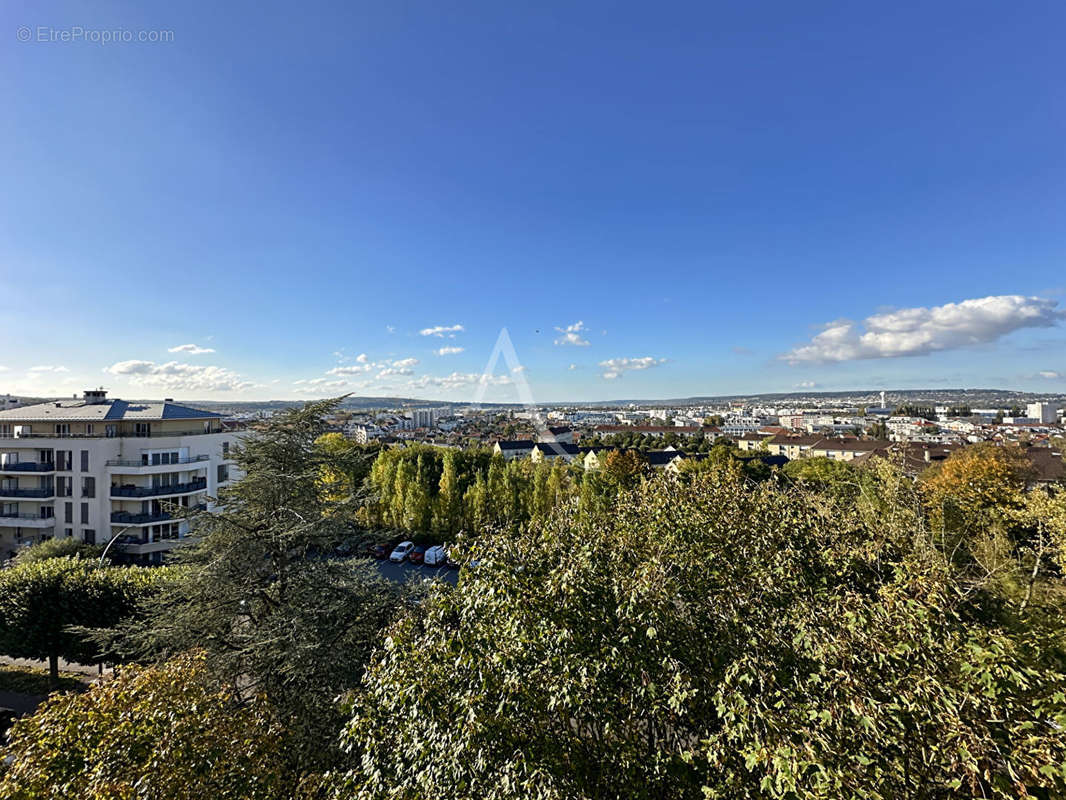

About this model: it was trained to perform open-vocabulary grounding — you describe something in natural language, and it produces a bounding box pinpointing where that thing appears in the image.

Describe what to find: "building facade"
[0,390,240,563]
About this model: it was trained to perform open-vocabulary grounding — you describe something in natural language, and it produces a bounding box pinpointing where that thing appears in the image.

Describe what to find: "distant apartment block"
[409,408,439,429]
[1027,402,1060,425]
[0,389,240,564]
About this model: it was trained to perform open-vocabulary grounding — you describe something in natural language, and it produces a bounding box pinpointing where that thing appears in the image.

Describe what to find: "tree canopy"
[340,463,1066,799]
[0,653,294,800]
[0,557,166,686]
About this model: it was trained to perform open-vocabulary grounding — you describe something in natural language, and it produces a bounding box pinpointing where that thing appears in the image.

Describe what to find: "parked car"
[389,541,414,563]
[369,543,389,560]
[409,545,427,565]
[424,545,447,566]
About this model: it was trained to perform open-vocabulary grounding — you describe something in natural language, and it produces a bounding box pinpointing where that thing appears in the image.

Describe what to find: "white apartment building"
[0,390,240,564]
[409,408,439,429]
[1027,402,1059,425]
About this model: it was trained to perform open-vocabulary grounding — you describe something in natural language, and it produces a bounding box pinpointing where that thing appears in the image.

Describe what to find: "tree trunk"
[49,652,59,689]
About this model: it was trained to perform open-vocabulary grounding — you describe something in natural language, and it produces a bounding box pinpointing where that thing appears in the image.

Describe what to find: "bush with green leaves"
[0,652,294,800]
[339,464,1066,799]
[13,537,103,565]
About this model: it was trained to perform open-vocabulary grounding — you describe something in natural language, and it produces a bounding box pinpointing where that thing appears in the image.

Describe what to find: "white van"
[423,545,447,566]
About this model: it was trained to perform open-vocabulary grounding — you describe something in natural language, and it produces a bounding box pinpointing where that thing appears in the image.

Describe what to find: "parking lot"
[372,557,458,586]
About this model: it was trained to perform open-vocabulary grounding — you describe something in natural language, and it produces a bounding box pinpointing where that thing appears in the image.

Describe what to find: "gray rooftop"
[0,398,222,423]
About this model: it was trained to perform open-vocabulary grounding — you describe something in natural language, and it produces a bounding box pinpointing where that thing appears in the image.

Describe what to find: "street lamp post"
[99,525,136,565]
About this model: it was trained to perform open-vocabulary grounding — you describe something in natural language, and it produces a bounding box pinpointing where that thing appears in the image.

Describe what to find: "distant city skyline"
[3,2,1064,401]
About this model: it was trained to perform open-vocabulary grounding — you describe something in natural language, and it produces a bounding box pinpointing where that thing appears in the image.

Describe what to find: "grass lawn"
[0,665,89,695]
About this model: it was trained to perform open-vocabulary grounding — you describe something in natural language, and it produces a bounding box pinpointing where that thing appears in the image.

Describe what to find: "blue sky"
[2,0,1064,402]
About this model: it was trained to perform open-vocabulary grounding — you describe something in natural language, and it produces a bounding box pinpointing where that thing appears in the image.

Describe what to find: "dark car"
[409,545,427,565]
[369,543,389,560]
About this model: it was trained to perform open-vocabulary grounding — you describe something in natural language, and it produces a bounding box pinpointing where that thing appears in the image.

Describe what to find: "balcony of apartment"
[0,513,55,529]
[0,487,56,501]
[0,462,56,474]
[112,534,196,556]
[105,455,210,476]
[110,504,206,526]
[110,477,207,499]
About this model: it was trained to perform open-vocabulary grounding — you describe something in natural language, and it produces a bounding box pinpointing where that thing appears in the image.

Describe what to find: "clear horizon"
[3,2,1064,402]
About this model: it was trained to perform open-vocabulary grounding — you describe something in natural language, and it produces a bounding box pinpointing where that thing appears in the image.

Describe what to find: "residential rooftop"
[0,390,221,423]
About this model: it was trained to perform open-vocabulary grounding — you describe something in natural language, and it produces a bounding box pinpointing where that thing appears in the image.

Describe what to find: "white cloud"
[356,353,369,363]
[391,357,419,369]
[783,295,1063,364]
[599,357,667,380]
[419,324,465,338]
[106,360,254,393]
[554,320,590,347]
[511,365,526,373]
[168,344,215,355]
[377,366,414,377]
[795,380,818,389]
[327,364,372,376]
[436,346,464,356]
[29,365,69,372]
[1038,370,1062,379]
[568,363,578,370]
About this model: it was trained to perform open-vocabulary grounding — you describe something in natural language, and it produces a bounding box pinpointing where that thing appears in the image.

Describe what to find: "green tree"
[0,558,164,687]
[340,467,1066,799]
[434,449,462,534]
[0,652,295,800]
[109,399,404,773]
[13,537,103,565]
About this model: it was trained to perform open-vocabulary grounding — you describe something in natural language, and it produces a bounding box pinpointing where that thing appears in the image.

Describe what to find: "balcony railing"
[111,504,205,526]
[0,488,55,499]
[110,478,207,499]
[106,455,210,467]
[0,462,56,472]
[0,513,55,522]
[0,429,228,440]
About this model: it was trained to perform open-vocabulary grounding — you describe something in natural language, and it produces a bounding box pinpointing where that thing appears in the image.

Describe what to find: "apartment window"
[81,477,95,498]
[2,503,17,516]
[0,425,10,437]
[86,424,94,435]
[64,528,72,538]
[222,441,230,457]
[80,450,89,471]
[82,529,96,546]
[135,423,151,437]
[105,424,117,438]
[40,506,54,519]
[64,502,72,524]
[80,502,89,525]
[56,451,72,471]
[55,423,71,436]
[38,450,53,465]
[217,464,230,483]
